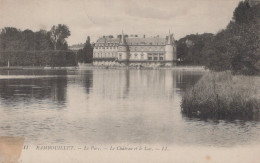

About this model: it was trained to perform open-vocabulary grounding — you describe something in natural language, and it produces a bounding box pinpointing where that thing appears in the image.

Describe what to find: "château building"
[93,32,177,66]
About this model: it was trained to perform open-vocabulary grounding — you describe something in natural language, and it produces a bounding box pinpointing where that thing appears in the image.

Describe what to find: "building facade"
[93,32,177,67]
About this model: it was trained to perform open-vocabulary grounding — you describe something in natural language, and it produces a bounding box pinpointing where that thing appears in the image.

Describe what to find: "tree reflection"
[0,76,68,107]
[83,71,93,94]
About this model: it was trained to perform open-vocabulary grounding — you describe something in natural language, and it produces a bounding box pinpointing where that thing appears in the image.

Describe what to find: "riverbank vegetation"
[177,0,260,75]
[181,1,260,120]
[0,24,76,67]
[181,71,260,120]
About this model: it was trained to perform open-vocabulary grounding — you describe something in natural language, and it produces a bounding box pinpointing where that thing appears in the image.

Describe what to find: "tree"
[176,33,214,65]
[233,1,251,24]
[0,25,75,67]
[20,29,35,50]
[76,36,93,63]
[203,0,260,75]
[50,24,71,50]
[34,30,53,50]
[0,27,22,51]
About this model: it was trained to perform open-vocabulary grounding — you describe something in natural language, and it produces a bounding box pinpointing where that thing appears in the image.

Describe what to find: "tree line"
[177,0,260,75]
[0,24,76,67]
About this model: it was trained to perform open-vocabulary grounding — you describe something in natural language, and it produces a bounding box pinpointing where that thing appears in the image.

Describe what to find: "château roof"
[96,37,169,46]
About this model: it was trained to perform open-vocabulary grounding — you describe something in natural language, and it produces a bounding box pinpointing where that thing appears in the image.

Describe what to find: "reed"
[181,71,260,120]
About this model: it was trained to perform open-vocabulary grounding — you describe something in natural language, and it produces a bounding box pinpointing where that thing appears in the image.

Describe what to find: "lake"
[0,69,259,147]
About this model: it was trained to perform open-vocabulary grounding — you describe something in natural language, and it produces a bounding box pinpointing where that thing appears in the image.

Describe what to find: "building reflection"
[0,69,204,109]
[92,69,177,100]
[91,69,205,101]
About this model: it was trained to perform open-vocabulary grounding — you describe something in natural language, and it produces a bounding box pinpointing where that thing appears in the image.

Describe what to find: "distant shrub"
[181,71,260,120]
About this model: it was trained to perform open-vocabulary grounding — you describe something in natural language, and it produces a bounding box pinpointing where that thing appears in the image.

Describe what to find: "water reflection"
[0,76,67,107]
[0,69,259,146]
[92,70,179,100]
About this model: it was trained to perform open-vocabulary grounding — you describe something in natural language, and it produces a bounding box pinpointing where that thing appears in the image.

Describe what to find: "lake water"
[0,69,259,147]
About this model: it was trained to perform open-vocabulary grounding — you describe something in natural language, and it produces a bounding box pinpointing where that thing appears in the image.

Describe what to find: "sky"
[0,0,241,45]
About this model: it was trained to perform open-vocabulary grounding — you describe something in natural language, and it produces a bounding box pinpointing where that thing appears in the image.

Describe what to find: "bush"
[181,71,260,120]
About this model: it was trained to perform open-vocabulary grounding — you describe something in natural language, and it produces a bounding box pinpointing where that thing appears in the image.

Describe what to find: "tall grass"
[181,71,260,120]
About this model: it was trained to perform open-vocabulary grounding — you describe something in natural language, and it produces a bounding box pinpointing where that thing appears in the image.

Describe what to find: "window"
[148,53,152,60]
[159,54,164,61]
[153,53,158,60]
[141,53,144,59]
[119,53,122,59]
[135,53,138,59]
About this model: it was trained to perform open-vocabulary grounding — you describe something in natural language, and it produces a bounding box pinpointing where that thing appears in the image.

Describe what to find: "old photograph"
[0,0,259,162]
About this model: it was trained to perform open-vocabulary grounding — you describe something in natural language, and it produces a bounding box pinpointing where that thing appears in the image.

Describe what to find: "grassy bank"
[181,71,260,120]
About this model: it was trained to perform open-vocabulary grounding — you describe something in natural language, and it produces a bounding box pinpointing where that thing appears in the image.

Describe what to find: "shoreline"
[0,66,207,71]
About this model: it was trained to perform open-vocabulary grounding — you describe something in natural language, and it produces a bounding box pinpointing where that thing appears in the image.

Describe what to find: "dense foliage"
[0,24,76,67]
[203,1,260,75]
[176,33,214,65]
[177,0,260,75]
[0,51,76,67]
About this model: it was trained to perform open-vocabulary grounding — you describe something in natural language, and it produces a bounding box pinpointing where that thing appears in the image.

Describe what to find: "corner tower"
[165,32,176,66]
[117,31,129,64]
